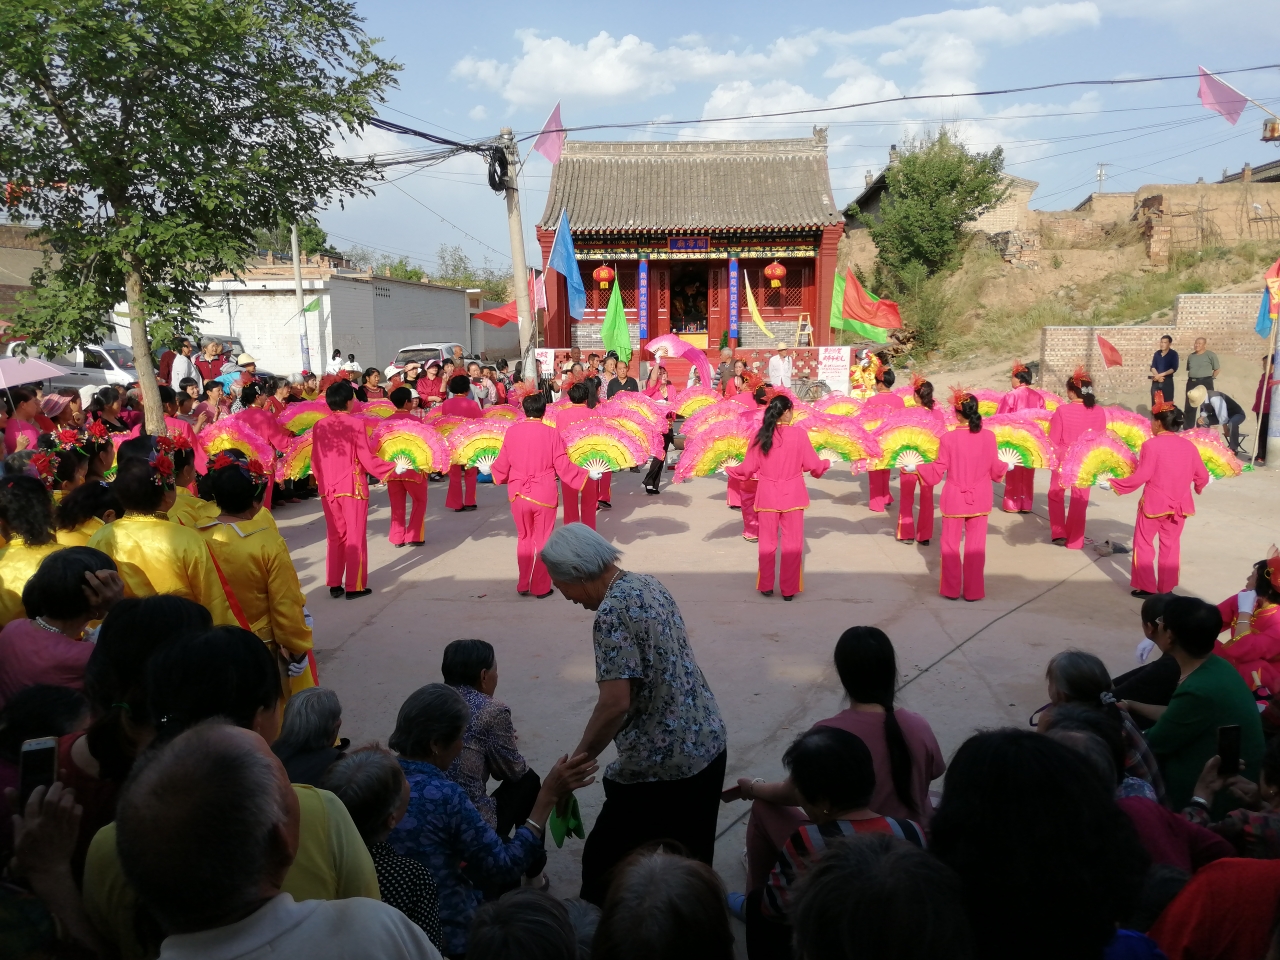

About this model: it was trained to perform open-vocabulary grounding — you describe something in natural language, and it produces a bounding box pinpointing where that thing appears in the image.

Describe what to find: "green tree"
[339,245,426,282]
[254,216,339,258]
[857,129,1009,277]
[0,0,398,432]
[431,244,512,303]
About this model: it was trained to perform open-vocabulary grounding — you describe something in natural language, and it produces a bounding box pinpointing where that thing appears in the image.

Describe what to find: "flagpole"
[290,224,313,373]
[499,128,537,386]
[1205,70,1280,121]
[1254,317,1279,466]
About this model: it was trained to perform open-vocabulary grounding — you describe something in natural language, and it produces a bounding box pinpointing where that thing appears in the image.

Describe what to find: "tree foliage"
[342,242,511,301]
[0,0,399,428]
[253,216,340,258]
[858,129,1009,277]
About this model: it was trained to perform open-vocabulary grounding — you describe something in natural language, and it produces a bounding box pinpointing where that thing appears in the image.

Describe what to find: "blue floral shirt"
[389,758,543,956]
[593,571,726,784]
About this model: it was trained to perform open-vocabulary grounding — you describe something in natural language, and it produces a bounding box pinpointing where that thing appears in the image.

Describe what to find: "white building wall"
[328,276,377,371]
[368,280,469,367]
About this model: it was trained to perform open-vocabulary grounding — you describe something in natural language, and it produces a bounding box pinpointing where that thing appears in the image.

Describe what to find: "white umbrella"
[0,355,70,389]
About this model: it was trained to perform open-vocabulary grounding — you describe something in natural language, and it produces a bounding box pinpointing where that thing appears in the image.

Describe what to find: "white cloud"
[468,104,488,120]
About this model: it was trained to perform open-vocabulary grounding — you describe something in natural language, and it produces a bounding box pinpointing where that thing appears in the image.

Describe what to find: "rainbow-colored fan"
[971,389,1005,417]
[680,401,743,439]
[279,399,331,435]
[1039,391,1066,411]
[609,391,665,425]
[371,418,451,474]
[606,407,666,459]
[483,406,518,422]
[805,415,880,470]
[871,411,945,471]
[674,418,753,481]
[1104,407,1152,455]
[986,414,1056,470]
[672,386,719,418]
[277,434,313,482]
[561,420,646,472]
[816,393,863,417]
[1181,427,1246,479]
[447,420,509,471]
[1058,429,1137,488]
[357,399,396,419]
[199,420,274,465]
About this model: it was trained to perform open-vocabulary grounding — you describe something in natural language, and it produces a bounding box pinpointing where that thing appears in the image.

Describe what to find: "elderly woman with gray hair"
[387,682,597,957]
[271,687,349,786]
[541,522,727,906]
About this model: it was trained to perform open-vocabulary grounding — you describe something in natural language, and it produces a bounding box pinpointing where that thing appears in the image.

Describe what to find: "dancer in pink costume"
[735,381,768,542]
[914,389,1007,602]
[440,374,482,512]
[557,382,599,530]
[311,379,396,599]
[861,368,904,512]
[728,393,831,600]
[384,386,427,547]
[1047,367,1106,549]
[1110,399,1208,598]
[488,391,588,597]
[997,360,1043,513]
[896,377,946,546]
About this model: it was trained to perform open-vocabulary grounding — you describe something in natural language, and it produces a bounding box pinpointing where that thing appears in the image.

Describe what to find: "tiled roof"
[537,133,842,233]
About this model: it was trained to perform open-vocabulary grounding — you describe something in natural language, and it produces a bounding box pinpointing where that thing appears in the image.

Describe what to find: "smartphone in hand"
[19,737,58,807]
[1218,724,1242,781]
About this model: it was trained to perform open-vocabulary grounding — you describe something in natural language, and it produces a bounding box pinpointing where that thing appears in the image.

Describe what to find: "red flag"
[475,300,518,327]
[841,270,902,329]
[1096,334,1123,369]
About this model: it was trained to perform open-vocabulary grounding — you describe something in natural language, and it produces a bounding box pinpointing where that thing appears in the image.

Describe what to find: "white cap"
[236,353,256,365]
[79,384,98,408]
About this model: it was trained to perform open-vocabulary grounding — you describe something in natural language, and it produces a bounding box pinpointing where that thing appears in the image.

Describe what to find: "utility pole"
[290,224,313,374]
[500,127,537,386]
[1095,163,1111,192]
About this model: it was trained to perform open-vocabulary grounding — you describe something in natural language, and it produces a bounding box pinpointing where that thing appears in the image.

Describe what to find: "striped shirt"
[763,816,926,918]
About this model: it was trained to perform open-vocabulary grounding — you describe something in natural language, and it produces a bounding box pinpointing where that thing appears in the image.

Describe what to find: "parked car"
[7,339,137,394]
[389,342,467,373]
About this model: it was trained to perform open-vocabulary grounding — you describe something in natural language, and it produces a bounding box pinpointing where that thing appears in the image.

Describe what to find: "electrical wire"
[383,180,511,261]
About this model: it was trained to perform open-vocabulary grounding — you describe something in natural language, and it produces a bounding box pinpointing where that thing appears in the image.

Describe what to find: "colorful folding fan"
[680,401,743,439]
[608,391,665,425]
[199,420,274,466]
[447,420,509,471]
[605,407,666,459]
[278,399,331,435]
[357,399,397,419]
[805,415,881,471]
[277,434,314,481]
[1181,427,1245,479]
[986,414,1056,470]
[870,410,945,471]
[371,418,451,474]
[1103,407,1152,455]
[483,406,518,421]
[429,416,473,440]
[673,418,754,481]
[560,419,646,472]
[1057,429,1137,488]
[1039,391,1066,411]
[816,393,864,417]
[672,386,719,418]
[970,389,1006,417]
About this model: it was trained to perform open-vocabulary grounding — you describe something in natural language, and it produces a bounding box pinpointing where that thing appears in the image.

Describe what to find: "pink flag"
[1198,67,1248,126]
[532,102,566,164]
[528,270,546,311]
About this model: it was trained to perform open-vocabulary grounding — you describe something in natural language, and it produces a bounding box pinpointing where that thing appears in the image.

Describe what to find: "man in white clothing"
[116,722,440,960]
[169,339,202,392]
[767,343,793,389]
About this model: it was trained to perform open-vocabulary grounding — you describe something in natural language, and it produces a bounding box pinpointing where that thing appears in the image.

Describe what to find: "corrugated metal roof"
[537,134,842,233]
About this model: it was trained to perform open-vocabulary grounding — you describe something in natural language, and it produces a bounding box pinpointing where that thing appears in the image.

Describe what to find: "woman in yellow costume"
[162,434,219,530]
[86,443,237,625]
[200,451,315,697]
[848,349,884,401]
[0,474,64,625]
[55,480,122,547]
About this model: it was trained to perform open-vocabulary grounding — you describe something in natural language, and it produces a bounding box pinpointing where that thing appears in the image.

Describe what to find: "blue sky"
[318,0,1280,275]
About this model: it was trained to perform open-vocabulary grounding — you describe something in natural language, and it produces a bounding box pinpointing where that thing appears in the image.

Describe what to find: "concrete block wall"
[1039,292,1266,395]
[191,290,329,376]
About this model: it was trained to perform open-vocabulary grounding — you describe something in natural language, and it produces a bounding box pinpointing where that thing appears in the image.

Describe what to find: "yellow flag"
[742,272,775,339]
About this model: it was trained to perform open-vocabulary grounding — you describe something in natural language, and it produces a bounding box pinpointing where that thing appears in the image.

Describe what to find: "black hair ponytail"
[753,395,793,454]
[960,396,982,433]
[915,381,935,409]
[1014,369,1034,386]
[1066,373,1097,409]
[1153,406,1183,432]
[880,368,896,389]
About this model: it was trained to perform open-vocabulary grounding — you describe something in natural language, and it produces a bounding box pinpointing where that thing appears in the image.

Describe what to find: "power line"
[383,180,511,261]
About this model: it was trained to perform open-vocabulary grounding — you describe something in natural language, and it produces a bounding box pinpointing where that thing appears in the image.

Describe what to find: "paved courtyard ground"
[276,461,1278,901]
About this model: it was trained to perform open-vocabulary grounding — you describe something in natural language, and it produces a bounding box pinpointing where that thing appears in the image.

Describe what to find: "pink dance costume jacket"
[440,395,482,509]
[1110,431,1209,594]
[863,392,905,512]
[311,411,393,591]
[1217,598,1280,693]
[556,405,600,528]
[917,427,1007,601]
[897,404,948,543]
[1047,401,1107,548]
[729,424,828,597]
[491,419,587,594]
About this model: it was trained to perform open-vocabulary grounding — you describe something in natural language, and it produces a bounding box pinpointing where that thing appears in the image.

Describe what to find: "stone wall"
[1039,216,1110,247]
[1039,292,1266,395]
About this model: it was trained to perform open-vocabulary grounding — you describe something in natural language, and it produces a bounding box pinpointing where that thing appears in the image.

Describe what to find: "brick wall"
[1039,292,1266,394]
[1040,217,1109,246]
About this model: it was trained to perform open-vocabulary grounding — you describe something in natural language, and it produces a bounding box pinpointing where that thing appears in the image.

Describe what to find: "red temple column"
[813,224,843,346]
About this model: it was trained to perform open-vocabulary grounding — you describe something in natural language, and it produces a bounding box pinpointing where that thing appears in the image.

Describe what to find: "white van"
[26,341,138,392]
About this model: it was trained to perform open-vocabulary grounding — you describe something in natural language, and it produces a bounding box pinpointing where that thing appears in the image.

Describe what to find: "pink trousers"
[868,469,894,512]
[563,478,599,530]
[1002,466,1035,512]
[940,514,989,601]
[1047,472,1090,549]
[896,473,935,542]
[727,474,743,508]
[740,479,759,540]
[757,509,805,596]
[387,475,427,545]
[597,471,612,503]
[1130,511,1185,593]
[322,496,370,591]
[511,497,556,594]
[745,800,810,893]
[446,465,477,510]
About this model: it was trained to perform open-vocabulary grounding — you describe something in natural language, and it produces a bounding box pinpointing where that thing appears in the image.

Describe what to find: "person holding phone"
[1135,596,1264,816]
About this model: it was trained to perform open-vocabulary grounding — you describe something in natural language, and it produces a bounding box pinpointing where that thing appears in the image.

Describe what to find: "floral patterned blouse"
[388,758,544,956]
[445,685,528,829]
[592,571,726,784]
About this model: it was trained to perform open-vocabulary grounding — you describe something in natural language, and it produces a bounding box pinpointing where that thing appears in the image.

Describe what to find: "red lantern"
[764,261,786,288]
[593,264,615,290]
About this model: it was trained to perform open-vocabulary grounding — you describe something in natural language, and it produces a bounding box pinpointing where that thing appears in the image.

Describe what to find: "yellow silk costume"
[201,515,315,695]
[167,487,220,529]
[87,514,236,625]
[56,516,104,548]
[0,538,63,626]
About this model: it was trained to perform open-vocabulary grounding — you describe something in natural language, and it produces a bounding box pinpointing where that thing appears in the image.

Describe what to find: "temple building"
[535,129,843,354]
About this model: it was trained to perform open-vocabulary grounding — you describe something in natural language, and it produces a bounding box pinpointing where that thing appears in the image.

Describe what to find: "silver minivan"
[23,340,138,392]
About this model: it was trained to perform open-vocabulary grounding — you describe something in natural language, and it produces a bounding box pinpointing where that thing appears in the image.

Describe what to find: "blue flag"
[1258,287,1273,339]
[546,209,586,321]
